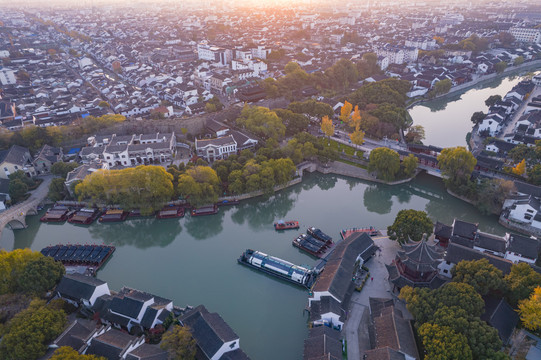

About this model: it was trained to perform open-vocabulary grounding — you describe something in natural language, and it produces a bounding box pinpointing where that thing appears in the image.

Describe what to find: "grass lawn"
[324,138,364,157]
[337,158,367,169]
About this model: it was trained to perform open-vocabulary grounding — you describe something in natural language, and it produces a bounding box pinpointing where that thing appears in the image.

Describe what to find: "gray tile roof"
[445,242,513,274]
[303,329,342,360]
[507,234,540,260]
[481,296,519,345]
[0,145,31,166]
[125,343,168,360]
[364,347,407,360]
[56,274,106,303]
[86,328,137,359]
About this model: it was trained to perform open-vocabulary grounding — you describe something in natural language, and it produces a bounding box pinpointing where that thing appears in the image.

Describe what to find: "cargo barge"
[274,220,300,230]
[40,206,71,222]
[41,244,115,275]
[307,227,333,245]
[99,209,129,223]
[237,249,316,288]
[191,204,218,216]
[68,208,101,225]
[292,234,330,258]
[157,206,185,219]
[340,227,379,239]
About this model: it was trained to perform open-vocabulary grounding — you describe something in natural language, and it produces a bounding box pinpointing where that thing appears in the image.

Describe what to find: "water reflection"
[184,209,225,240]
[363,185,393,214]
[316,176,338,191]
[12,213,44,249]
[88,218,181,248]
[230,191,296,230]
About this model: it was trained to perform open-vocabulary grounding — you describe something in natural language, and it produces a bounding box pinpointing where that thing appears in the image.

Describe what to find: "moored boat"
[40,244,115,276]
[40,206,70,222]
[99,209,129,222]
[157,206,185,219]
[274,220,299,230]
[237,249,316,288]
[191,204,218,216]
[340,226,379,239]
[292,234,328,258]
[216,199,240,206]
[307,227,333,245]
[68,208,101,225]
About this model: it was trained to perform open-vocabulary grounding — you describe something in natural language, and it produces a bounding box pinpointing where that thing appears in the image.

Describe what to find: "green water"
[0,173,509,360]
[409,70,540,148]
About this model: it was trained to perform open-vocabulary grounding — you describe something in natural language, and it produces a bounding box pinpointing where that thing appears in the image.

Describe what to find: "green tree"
[17,256,65,295]
[497,32,516,47]
[160,325,197,360]
[284,61,301,74]
[402,154,418,178]
[471,111,486,124]
[451,259,505,296]
[418,323,473,360]
[236,105,285,140]
[98,101,110,108]
[404,125,425,144]
[50,346,106,359]
[261,78,279,98]
[348,78,411,108]
[433,79,452,95]
[368,147,400,181]
[528,164,541,185]
[274,109,309,135]
[8,170,34,187]
[514,56,525,66]
[0,249,42,294]
[0,299,66,360]
[494,61,507,74]
[325,59,359,91]
[437,147,477,189]
[485,95,502,107]
[505,262,541,306]
[387,209,433,244]
[8,179,28,204]
[476,179,516,215]
[509,144,535,163]
[51,162,79,179]
[177,166,220,207]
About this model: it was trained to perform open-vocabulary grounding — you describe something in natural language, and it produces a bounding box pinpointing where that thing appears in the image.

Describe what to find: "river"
[0,172,510,360]
[409,71,538,148]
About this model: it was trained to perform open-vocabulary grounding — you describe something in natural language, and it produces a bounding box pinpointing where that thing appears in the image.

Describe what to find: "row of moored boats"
[40,203,222,225]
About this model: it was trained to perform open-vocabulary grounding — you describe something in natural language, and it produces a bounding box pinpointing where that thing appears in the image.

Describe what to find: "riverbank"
[407,59,541,110]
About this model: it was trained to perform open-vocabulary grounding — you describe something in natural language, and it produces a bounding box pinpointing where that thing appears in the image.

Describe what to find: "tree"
[509,144,535,163]
[402,154,418,178]
[505,262,541,306]
[284,61,301,74]
[325,59,359,91]
[528,164,541,185]
[8,170,34,187]
[320,115,335,139]
[368,147,400,181]
[160,325,197,360]
[514,56,525,66]
[349,125,365,146]
[177,166,220,207]
[476,179,516,215]
[497,32,516,47]
[471,111,486,124]
[0,299,66,360]
[50,347,106,360]
[0,249,42,294]
[485,95,502,107]
[437,147,477,189]
[494,61,507,74]
[17,256,65,295]
[236,105,285,140]
[433,36,444,44]
[512,159,526,176]
[339,101,353,124]
[387,209,433,244]
[274,109,309,136]
[98,101,110,108]
[433,79,452,95]
[75,166,174,215]
[518,286,541,331]
[9,179,29,203]
[261,78,279,98]
[405,125,425,144]
[418,323,473,360]
[451,259,505,296]
[51,162,79,179]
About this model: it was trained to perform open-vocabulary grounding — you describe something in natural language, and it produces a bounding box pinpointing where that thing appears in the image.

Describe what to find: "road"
[497,85,541,141]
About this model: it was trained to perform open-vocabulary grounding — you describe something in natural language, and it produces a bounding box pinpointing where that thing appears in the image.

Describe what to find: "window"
[443,269,448,274]
[14,166,18,169]
[527,209,534,213]
[3,167,7,172]
[229,342,236,349]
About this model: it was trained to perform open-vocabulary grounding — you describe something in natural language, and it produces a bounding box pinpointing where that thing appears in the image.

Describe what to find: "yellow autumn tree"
[339,101,352,123]
[350,105,362,128]
[349,125,365,146]
[512,159,526,176]
[518,286,541,331]
[321,116,335,141]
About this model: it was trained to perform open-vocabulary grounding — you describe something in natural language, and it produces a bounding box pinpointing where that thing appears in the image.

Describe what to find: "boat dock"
[41,244,115,276]
[340,227,379,239]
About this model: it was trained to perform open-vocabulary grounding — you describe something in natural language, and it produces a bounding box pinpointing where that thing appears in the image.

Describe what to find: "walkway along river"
[0,172,511,360]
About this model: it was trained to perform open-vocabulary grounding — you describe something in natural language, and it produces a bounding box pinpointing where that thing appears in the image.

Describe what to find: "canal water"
[409,72,537,148]
[0,172,509,360]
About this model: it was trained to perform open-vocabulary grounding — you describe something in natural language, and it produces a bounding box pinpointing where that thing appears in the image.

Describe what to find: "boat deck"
[41,244,115,276]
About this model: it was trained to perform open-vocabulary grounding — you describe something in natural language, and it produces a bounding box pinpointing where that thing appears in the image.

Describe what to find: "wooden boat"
[99,209,129,222]
[191,204,218,216]
[307,227,333,245]
[40,206,70,222]
[68,208,101,225]
[157,206,185,219]
[274,220,299,230]
[292,234,327,258]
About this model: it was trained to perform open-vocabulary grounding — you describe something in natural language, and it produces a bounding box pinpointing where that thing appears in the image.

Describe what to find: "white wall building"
[509,27,541,44]
[195,135,237,162]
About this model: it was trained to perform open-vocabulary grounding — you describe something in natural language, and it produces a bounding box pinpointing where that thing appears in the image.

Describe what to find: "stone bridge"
[0,176,52,240]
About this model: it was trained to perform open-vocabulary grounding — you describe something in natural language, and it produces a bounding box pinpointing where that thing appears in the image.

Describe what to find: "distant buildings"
[509,27,541,44]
